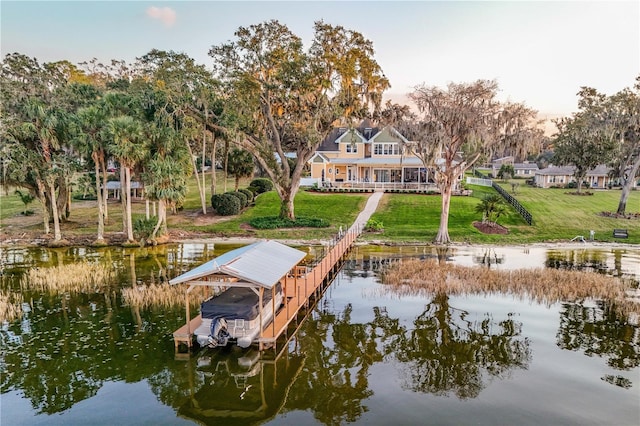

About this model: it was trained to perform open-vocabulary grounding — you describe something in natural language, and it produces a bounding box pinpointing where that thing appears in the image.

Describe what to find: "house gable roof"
[309,152,330,163]
[514,163,539,170]
[317,120,384,151]
[336,128,368,144]
[536,164,612,176]
[369,126,410,144]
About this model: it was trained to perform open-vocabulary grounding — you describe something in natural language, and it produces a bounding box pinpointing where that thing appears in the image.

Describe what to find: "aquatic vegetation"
[20,262,115,293]
[122,283,202,309]
[381,259,640,319]
[0,290,23,322]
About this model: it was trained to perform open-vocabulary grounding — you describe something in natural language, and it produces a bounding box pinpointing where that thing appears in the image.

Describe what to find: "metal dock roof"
[169,240,307,289]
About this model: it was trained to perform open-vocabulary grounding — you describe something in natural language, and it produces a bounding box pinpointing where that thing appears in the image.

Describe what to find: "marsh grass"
[0,290,23,322]
[20,262,115,293]
[122,283,201,309]
[382,259,639,319]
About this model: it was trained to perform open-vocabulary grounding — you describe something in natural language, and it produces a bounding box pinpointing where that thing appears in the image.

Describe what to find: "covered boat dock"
[170,240,308,351]
[171,191,383,352]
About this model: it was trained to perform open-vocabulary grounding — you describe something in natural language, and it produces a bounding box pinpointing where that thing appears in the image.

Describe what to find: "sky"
[2,1,639,123]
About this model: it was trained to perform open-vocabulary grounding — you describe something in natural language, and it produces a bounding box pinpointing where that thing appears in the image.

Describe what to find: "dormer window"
[364,127,372,139]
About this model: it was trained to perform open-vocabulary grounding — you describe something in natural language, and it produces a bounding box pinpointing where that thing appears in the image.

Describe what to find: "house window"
[374,169,390,182]
[373,143,399,156]
[346,143,358,153]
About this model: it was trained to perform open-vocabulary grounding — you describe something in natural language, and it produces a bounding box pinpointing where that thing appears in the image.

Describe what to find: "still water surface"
[1,244,639,425]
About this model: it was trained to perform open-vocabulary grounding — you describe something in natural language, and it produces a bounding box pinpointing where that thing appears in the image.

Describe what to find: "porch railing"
[320,180,438,192]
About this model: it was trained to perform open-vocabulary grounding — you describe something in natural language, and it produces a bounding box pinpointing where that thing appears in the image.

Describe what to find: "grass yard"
[1,173,639,245]
[366,182,639,244]
[178,190,367,240]
[494,181,640,243]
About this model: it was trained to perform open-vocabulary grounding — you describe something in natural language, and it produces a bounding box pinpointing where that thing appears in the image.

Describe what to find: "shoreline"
[1,230,637,251]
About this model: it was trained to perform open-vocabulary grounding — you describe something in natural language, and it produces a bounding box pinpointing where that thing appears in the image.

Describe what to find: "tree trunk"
[124,166,134,242]
[617,156,640,215]
[93,152,105,242]
[435,183,452,244]
[161,202,168,235]
[151,199,166,240]
[201,115,207,213]
[575,170,586,193]
[223,140,229,193]
[99,153,109,221]
[52,176,69,222]
[120,170,128,234]
[187,139,207,214]
[37,181,50,235]
[210,135,217,195]
[278,180,299,220]
[48,178,62,242]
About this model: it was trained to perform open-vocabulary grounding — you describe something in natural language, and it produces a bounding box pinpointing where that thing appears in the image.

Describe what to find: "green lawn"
[2,173,639,245]
[366,182,640,244]
[182,190,367,240]
[494,182,640,243]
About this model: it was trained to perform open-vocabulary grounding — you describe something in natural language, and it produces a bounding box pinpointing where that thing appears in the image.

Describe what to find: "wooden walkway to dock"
[257,191,383,349]
[173,191,383,352]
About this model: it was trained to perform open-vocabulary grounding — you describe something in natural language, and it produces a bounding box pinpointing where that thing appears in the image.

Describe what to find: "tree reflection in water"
[557,301,640,373]
[286,303,378,425]
[389,292,530,399]
[2,244,639,424]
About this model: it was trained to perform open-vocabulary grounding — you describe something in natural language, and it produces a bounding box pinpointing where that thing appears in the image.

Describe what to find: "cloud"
[146,6,176,27]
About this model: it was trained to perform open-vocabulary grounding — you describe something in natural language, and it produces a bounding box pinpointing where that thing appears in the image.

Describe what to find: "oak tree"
[406,80,540,243]
[209,20,389,219]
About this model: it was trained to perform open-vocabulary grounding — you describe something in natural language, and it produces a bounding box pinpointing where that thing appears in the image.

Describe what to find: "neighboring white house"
[534,164,613,189]
[491,156,539,178]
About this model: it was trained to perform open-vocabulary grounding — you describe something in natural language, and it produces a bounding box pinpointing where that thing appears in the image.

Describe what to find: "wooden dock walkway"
[173,191,383,352]
[258,191,383,349]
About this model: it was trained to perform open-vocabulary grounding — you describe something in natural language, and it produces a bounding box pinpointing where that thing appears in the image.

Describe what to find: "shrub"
[215,193,241,216]
[211,193,224,210]
[227,191,248,207]
[134,217,158,243]
[238,188,254,203]
[364,218,384,232]
[249,178,273,194]
[249,216,330,229]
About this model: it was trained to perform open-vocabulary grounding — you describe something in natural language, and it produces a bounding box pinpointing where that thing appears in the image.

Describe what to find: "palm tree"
[474,194,507,226]
[22,100,65,241]
[106,115,145,243]
[76,105,109,243]
[143,122,192,241]
[227,147,254,190]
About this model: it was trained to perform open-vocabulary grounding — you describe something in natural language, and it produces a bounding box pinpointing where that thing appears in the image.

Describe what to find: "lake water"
[1,244,639,425]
